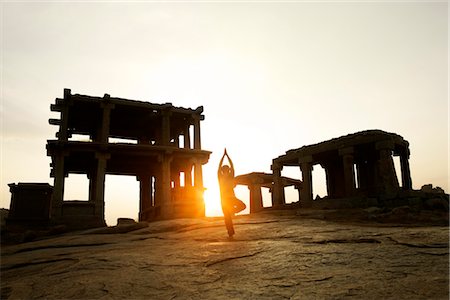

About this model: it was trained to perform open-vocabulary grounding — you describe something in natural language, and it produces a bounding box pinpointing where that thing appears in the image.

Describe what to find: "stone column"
[172,171,180,188]
[158,153,173,217]
[154,170,162,209]
[161,107,172,146]
[98,95,114,143]
[192,158,205,217]
[193,159,203,188]
[271,162,285,207]
[51,153,67,219]
[294,185,302,203]
[375,141,399,195]
[138,174,152,221]
[193,116,201,150]
[184,164,193,187]
[339,147,356,197]
[248,179,263,213]
[299,156,314,208]
[355,162,364,190]
[184,124,191,149]
[399,146,412,190]
[321,163,333,197]
[92,153,110,219]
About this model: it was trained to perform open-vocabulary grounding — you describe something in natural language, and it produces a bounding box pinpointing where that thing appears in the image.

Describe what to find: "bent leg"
[233,198,246,214]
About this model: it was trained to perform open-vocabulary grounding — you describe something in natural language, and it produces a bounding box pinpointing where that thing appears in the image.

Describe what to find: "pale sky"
[1,1,448,225]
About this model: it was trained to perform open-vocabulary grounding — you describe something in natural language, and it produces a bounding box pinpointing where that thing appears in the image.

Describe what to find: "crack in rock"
[387,237,448,248]
[205,251,263,267]
[131,236,166,242]
[2,258,79,272]
[312,238,381,244]
[304,276,334,282]
[193,275,223,285]
[416,251,449,256]
[8,242,113,255]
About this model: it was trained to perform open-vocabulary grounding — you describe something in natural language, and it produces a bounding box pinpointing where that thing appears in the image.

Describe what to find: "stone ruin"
[236,130,447,211]
[273,130,412,206]
[235,172,302,213]
[8,89,211,229]
[6,90,448,231]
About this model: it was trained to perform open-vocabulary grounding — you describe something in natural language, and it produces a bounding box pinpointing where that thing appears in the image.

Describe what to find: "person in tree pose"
[218,149,246,237]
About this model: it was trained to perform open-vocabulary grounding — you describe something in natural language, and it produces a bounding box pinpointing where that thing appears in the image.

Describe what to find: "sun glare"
[203,180,223,217]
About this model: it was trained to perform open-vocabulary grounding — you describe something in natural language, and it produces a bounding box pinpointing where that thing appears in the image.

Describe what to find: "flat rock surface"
[1,210,449,299]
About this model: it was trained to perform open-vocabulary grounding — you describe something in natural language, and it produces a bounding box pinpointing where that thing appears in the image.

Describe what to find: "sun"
[203,181,223,217]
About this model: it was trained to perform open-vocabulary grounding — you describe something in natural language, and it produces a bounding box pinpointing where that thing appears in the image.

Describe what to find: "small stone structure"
[46,89,211,228]
[6,183,53,229]
[235,172,302,212]
[272,130,412,207]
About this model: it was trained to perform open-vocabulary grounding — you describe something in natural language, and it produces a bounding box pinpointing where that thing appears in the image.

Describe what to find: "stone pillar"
[138,174,152,221]
[248,180,263,213]
[172,171,180,188]
[185,164,193,187]
[193,116,201,150]
[51,153,67,219]
[98,94,114,143]
[321,163,333,197]
[339,147,356,197]
[88,169,95,204]
[158,153,173,217]
[355,162,364,190]
[299,156,313,208]
[375,141,399,195]
[161,108,172,146]
[295,185,302,202]
[92,153,109,219]
[184,124,191,149]
[192,159,205,217]
[193,159,203,188]
[154,171,162,209]
[271,162,285,207]
[399,146,412,190]
[150,176,155,207]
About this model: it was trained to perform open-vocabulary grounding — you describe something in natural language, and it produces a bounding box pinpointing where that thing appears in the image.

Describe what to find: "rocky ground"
[1,209,449,299]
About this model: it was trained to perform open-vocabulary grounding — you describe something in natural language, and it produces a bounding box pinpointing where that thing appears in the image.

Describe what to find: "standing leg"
[223,210,235,237]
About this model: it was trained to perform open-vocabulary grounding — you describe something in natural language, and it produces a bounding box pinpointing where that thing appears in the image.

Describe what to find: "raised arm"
[226,152,235,177]
[218,151,226,176]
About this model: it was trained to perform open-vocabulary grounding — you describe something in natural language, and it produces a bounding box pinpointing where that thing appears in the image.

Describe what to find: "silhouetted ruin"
[235,172,302,213]
[235,130,418,211]
[6,183,53,229]
[5,89,448,232]
[272,130,412,207]
[44,89,210,228]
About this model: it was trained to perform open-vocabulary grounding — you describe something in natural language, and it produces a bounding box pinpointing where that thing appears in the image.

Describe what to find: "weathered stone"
[43,89,211,229]
[117,218,136,226]
[272,130,411,206]
[1,212,448,299]
[424,197,449,211]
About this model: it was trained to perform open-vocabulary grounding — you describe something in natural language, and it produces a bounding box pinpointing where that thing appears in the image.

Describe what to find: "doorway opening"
[104,175,139,226]
[312,164,327,199]
[63,173,89,201]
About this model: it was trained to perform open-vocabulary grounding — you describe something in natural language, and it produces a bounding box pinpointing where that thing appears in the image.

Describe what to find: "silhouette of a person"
[218,149,246,237]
